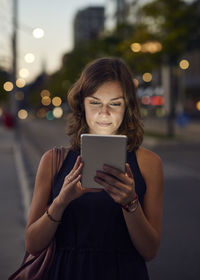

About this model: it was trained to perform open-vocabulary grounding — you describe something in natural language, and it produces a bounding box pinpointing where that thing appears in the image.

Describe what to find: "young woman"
[25,57,164,279]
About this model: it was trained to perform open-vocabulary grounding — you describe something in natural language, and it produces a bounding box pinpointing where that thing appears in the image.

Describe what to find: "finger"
[66,162,83,183]
[69,158,83,177]
[125,163,133,178]
[67,174,82,188]
[71,156,82,173]
[95,171,129,192]
[94,176,125,197]
[103,164,131,185]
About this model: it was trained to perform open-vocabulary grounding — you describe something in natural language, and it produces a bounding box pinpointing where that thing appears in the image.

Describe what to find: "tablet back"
[81,134,127,188]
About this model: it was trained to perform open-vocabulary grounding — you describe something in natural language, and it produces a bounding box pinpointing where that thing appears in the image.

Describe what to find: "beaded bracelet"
[46,207,62,223]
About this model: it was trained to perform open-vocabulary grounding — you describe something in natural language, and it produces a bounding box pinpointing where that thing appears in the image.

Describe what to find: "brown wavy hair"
[66,57,144,152]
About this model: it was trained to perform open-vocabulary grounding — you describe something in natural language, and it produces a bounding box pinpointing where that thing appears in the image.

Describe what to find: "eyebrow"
[88,96,124,101]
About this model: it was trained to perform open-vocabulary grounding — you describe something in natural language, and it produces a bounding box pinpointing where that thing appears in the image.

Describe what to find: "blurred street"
[0,117,200,279]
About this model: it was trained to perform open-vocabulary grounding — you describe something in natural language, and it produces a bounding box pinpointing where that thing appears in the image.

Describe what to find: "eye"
[89,101,101,105]
[110,103,121,106]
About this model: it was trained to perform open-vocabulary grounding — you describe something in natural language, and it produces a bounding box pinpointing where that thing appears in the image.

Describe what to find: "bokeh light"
[40,89,50,98]
[19,68,29,78]
[196,101,200,111]
[37,107,48,118]
[41,96,51,106]
[130,43,141,52]
[18,109,28,119]
[46,111,54,120]
[52,97,62,107]
[3,81,14,91]
[142,73,152,82]
[32,28,44,39]
[179,59,189,70]
[24,53,35,63]
[16,78,26,88]
[53,107,63,118]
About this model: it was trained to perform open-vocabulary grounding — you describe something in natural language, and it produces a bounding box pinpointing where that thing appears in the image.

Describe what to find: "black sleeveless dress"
[49,149,150,280]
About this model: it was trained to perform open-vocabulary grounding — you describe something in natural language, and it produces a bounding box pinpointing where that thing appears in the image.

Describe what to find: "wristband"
[46,207,62,223]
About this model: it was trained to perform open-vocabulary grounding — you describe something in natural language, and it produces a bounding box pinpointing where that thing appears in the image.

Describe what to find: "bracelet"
[120,194,138,212]
[46,207,62,223]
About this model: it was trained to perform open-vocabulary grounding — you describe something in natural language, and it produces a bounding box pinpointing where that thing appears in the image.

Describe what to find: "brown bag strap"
[51,145,71,187]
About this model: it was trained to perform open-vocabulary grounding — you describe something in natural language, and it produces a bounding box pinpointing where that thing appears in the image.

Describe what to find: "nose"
[99,105,110,115]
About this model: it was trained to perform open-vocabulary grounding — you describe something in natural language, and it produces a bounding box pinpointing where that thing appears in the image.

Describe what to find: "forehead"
[87,81,124,100]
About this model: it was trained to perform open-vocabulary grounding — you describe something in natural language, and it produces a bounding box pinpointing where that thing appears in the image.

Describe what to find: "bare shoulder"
[135,146,163,179]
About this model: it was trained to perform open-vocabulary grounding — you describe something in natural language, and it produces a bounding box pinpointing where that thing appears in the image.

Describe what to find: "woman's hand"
[94,163,137,205]
[56,155,102,208]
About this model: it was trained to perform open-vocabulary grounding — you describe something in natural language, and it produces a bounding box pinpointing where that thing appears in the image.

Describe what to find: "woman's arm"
[25,150,70,255]
[94,147,164,262]
[122,148,164,261]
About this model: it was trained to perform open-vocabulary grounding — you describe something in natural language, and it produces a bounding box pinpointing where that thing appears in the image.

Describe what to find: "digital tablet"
[80,134,127,188]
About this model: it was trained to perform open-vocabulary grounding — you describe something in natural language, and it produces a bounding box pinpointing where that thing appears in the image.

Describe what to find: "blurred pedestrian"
[25,57,164,279]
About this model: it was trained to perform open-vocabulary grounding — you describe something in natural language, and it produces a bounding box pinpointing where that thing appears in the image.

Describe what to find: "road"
[12,118,200,279]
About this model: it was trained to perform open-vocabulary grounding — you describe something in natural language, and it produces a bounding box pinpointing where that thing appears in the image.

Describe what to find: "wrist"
[120,193,139,213]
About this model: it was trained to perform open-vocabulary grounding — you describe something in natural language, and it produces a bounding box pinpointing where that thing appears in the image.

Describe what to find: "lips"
[97,122,111,126]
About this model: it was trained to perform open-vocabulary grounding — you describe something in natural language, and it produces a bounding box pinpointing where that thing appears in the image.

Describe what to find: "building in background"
[73,6,105,47]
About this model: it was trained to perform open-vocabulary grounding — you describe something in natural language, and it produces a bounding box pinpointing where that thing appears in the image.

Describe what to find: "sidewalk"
[0,126,25,279]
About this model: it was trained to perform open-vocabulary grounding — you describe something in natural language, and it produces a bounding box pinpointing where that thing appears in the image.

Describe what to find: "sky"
[17,0,108,82]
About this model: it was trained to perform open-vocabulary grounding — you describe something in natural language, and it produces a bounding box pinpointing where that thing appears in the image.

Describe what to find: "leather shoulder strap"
[51,145,71,185]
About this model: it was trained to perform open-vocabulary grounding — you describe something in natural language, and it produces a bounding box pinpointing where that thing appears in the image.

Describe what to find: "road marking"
[13,142,31,221]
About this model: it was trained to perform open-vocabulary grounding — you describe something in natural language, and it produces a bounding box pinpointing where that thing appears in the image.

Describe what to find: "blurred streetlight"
[179,59,189,70]
[3,81,14,92]
[130,43,141,52]
[32,28,45,39]
[130,41,162,53]
[142,72,152,82]
[19,68,29,78]
[24,53,35,63]
[16,78,26,88]
[18,109,28,119]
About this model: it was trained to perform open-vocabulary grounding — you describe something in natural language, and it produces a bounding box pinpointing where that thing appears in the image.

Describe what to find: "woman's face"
[84,81,126,135]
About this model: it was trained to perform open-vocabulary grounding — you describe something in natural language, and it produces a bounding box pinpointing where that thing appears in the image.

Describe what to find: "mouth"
[97,122,112,127]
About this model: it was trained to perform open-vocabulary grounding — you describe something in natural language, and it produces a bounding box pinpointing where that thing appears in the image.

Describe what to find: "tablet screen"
[81,134,127,188]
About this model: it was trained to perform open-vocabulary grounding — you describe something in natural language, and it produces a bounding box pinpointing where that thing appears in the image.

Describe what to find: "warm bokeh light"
[15,91,24,100]
[32,28,44,39]
[142,73,152,82]
[53,107,63,118]
[16,78,26,88]
[196,101,200,111]
[19,68,29,78]
[130,43,141,52]
[179,59,189,70]
[40,89,50,98]
[133,78,139,88]
[24,53,35,63]
[37,107,48,118]
[141,41,162,53]
[41,96,51,106]
[3,81,14,91]
[0,107,3,117]
[18,109,28,120]
[52,96,62,107]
